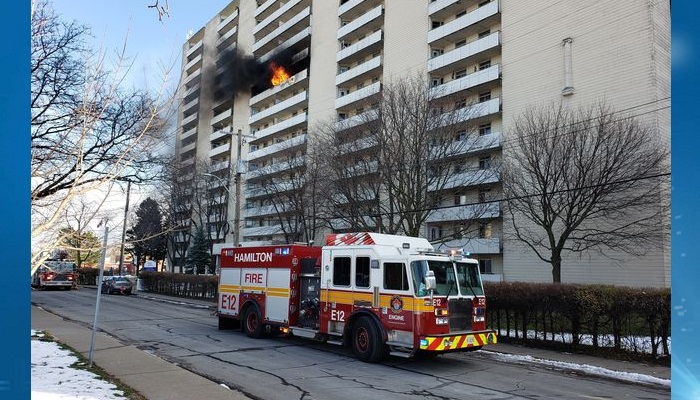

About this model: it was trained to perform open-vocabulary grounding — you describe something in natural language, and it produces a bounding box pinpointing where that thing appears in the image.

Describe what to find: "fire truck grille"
[448,298,472,332]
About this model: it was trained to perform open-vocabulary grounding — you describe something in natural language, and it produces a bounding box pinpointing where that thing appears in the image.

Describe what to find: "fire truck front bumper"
[419,330,497,352]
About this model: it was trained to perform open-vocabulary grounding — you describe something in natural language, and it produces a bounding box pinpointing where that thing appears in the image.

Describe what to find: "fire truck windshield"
[411,260,484,297]
[456,262,484,296]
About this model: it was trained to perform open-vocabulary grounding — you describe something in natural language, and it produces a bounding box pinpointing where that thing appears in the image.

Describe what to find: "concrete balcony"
[185,39,203,58]
[335,81,381,110]
[185,53,202,74]
[437,97,501,127]
[428,31,500,74]
[209,142,231,158]
[336,55,382,86]
[337,5,383,42]
[243,204,289,218]
[428,0,461,17]
[249,69,308,107]
[216,25,237,50]
[254,0,276,19]
[181,126,197,141]
[181,112,198,127]
[252,6,310,54]
[216,8,239,33]
[428,1,499,45]
[334,108,379,131]
[435,237,502,254]
[430,64,500,98]
[247,156,306,179]
[211,108,232,127]
[242,225,284,238]
[336,29,382,63]
[210,127,232,142]
[179,141,196,154]
[246,181,296,198]
[252,113,307,141]
[437,168,499,191]
[183,66,201,86]
[258,27,311,63]
[182,97,199,114]
[339,0,377,19]
[248,134,306,162]
[425,202,500,223]
[183,83,200,99]
[211,160,230,172]
[182,157,195,167]
[254,0,301,36]
[249,91,307,125]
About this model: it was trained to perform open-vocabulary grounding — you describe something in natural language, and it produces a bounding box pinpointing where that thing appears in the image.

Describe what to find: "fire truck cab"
[217,232,496,362]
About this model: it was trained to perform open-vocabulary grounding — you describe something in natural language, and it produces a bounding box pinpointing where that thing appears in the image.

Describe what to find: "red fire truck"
[31,259,78,290]
[216,232,497,362]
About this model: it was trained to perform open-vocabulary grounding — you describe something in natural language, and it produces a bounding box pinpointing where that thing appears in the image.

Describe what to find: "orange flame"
[269,62,291,86]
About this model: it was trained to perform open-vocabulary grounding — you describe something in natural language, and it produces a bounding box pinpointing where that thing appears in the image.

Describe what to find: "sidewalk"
[31,306,251,400]
[33,287,669,400]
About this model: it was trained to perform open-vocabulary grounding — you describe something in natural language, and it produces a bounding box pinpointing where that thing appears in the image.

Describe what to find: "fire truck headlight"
[435,317,449,325]
[434,309,449,317]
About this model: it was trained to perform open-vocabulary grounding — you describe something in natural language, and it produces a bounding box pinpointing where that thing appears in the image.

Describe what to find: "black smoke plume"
[213,47,308,101]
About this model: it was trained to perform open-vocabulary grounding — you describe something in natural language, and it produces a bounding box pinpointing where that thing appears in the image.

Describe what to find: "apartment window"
[479,123,492,136]
[479,259,493,274]
[479,156,491,170]
[432,21,444,29]
[478,60,492,70]
[355,257,370,288]
[454,192,466,205]
[455,99,467,110]
[431,77,443,87]
[478,29,491,39]
[333,257,351,286]
[456,10,467,18]
[431,48,444,58]
[455,39,467,48]
[430,226,444,240]
[455,129,467,141]
[454,69,467,79]
[478,188,491,203]
[478,223,492,239]
[339,66,349,74]
[479,91,491,102]
[454,162,464,173]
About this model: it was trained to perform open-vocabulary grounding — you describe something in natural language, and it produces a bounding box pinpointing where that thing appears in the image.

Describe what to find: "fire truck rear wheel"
[243,306,264,338]
[351,317,387,363]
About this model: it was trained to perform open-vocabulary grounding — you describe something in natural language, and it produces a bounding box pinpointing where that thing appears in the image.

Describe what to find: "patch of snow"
[31,331,125,400]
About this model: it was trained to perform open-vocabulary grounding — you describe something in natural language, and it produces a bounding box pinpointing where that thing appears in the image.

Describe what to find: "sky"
[52,0,232,93]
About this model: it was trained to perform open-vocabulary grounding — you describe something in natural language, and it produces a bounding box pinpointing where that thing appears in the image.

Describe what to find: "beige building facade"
[174,0,670,287]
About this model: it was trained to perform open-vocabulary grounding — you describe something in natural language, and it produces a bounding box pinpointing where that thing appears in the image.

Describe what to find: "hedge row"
[484,282,671,357]
[137,271,218,299]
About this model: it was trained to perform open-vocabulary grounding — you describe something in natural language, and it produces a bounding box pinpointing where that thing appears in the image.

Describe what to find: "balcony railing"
[184,54,202,73]
[249,69,308,106]
[216,8,239,32]
[247,156,306,179]
[336,55,382,86]
[248,134,306,162]
[425,202,500,223]
[254,0,301,36]
[210,127,232,142]
[242,224,284,238]
[435,237,501,254]
[216,25,237,49]
[428,1,499,44]
[249,91,307,124]
[208,142,231,158]
[211,108,232,126]
[181,112,197,127]
[336,29,382,63]
[254,0,277,19]
[428,0,461,16]
[430,64,500,98]
[181,126,197,141]
[334,108,379,131]
[437,97,501,127]
[252,6,310,54]
[335,81,381,109]
[428,31,500,73]
[254,113,307,141]
[337,5,383,41]
[185,39,203,58]
[258,27,311,63]
[179,142,196,154]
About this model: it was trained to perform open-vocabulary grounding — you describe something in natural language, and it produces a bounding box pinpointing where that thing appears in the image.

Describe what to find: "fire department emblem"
[390,296,403,313]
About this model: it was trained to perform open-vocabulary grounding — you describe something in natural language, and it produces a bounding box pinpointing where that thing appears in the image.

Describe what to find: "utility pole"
[234,129,243,247]
[89,218,109,367]
[118,180,131,276]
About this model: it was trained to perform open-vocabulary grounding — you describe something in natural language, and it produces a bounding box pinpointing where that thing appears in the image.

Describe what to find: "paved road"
[31,289,670,400]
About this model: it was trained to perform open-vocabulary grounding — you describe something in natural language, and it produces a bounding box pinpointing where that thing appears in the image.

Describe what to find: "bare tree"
[501,101,670,283]
[316,72,498,237]
[31,1,173,272]
[250,137,326,244]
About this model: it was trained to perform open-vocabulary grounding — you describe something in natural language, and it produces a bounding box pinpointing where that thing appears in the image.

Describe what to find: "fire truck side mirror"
[424,270,436,291]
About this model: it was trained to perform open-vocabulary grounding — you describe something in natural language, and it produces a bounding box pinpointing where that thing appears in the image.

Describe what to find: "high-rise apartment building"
[174,0,670,287]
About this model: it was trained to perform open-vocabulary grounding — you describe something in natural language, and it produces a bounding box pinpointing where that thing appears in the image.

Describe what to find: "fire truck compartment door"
[219,268,241,316]
[265,268,291,323]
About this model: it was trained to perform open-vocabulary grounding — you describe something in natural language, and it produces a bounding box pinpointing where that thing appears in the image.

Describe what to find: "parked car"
[101,277,133,295]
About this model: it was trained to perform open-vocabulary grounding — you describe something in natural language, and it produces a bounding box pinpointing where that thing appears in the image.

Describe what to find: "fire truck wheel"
[351,317,387,363]
[243,306,264,338]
